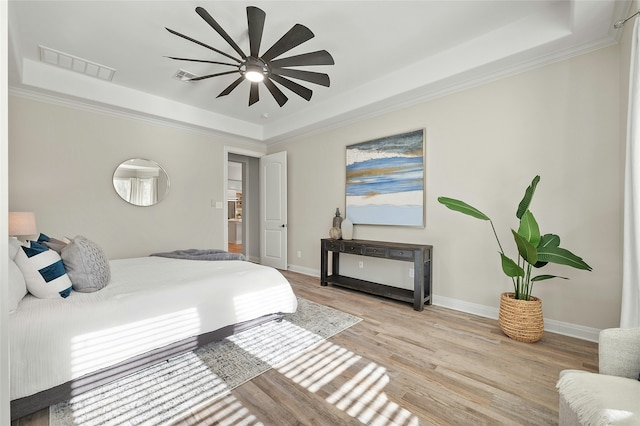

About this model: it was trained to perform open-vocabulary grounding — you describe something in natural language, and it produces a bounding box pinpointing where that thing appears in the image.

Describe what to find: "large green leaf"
[517,210,541,246]
[538,233,560,249]
[537,246,593,271]
[500,253,524,277]
[516,175,540,219]
[533,234,560,268]
[512,229,538,265]
[532,274,568,282]
[437,197,490,221]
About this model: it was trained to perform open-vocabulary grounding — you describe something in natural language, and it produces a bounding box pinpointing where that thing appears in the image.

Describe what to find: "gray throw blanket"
[150,249,246,261]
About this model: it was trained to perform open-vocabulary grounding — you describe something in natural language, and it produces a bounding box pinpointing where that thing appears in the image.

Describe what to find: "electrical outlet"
[297,251,302,258]
[409,268,414,278]
[358,261,364,269]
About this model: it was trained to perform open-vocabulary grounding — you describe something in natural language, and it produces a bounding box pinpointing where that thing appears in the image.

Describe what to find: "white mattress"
[10,257,298,400]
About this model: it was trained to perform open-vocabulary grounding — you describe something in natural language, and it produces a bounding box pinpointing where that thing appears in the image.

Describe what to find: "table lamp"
[9,212,37,241]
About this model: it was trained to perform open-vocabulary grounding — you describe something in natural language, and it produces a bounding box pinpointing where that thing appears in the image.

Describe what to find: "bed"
[9,254,298,420]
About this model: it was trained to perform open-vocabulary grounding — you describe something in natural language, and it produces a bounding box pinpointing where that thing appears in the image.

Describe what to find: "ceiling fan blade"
[196,7,247,60]
[247,6,266,57]
[249,82,260,106]
[261,24,314,62]
[269,74,312,101]
[271,68,330,87]
[263,78,289,107]
[189,70,239,81]
[218,76,245,97]
[270,50,334,68]
[165,56,238,67]
[166,27,242,63]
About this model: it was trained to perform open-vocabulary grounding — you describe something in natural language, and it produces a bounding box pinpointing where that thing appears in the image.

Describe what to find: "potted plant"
[438,175,592,342]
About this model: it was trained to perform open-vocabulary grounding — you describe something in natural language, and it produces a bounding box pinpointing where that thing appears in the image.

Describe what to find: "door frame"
[223,146,265,262]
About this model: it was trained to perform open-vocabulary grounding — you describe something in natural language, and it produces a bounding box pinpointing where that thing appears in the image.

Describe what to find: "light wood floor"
[228,243,242,254]
[12,270,598,425]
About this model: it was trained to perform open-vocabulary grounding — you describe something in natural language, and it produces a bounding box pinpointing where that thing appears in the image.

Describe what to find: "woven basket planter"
[498,292,544,343]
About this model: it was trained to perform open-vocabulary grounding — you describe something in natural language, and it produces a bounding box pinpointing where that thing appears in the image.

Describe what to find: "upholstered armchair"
[557,328,640,425]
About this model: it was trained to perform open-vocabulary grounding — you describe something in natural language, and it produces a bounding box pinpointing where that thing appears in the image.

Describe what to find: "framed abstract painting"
[345,129,425,227]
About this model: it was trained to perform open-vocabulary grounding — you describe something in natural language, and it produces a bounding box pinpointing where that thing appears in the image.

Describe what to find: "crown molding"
[266,35,618,147]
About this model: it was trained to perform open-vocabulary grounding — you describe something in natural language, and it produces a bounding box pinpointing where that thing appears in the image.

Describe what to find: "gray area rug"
[50,298,361,425]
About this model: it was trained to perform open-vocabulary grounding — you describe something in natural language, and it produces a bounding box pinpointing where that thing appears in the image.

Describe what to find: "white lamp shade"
[9,212,37,237]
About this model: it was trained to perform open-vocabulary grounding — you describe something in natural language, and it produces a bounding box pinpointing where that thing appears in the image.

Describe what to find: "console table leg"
[320,241,328,286]
[413,254,425,311]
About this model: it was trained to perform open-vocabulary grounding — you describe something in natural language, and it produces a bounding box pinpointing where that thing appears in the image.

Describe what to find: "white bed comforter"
[10,257,298,400]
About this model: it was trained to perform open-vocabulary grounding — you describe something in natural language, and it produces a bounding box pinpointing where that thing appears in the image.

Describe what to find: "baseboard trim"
[289,266,601,342]
[433,295,601,342]
[287,264,320,277]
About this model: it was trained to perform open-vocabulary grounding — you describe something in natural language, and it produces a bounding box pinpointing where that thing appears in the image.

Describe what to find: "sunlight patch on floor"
[63,351,227,425]
[328,361,418,426]
[189,394,262,426]
[278,340,361,392]
[279,341,419,426]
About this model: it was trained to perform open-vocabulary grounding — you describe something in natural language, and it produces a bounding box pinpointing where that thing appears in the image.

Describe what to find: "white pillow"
[14,242,72,299]
[8,237,24,260]
[8,258,27,312]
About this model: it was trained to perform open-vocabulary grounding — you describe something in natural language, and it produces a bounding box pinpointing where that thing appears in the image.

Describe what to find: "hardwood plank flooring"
[12,270,598,425]
[228,243,242,254]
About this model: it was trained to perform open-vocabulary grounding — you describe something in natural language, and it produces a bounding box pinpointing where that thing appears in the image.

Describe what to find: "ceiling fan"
[166,6,334,107]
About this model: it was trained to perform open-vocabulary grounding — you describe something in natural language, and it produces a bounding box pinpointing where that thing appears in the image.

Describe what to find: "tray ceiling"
[7,1,630,144]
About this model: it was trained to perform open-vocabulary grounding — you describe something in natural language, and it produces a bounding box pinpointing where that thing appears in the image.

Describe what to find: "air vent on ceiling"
[173,69,199,81]
[39,45,116,81]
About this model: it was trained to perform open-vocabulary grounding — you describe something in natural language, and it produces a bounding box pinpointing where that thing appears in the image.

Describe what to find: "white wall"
[276,44,624,331]
[8,95,265,259]
[1,1,10,421]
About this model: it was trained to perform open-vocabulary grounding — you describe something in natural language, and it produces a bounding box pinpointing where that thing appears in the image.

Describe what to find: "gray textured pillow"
[61,236,110,292]
[42,237,68,254]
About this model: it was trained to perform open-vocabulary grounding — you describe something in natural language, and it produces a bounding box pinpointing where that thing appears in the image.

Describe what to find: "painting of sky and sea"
[346,129,424,226]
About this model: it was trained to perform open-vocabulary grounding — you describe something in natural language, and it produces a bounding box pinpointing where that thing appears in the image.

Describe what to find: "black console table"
[320,238,432,311]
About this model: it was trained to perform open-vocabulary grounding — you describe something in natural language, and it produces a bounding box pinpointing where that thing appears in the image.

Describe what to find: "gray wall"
[8,42,627,332]
[274,44,624,331]
[8,96,265,259]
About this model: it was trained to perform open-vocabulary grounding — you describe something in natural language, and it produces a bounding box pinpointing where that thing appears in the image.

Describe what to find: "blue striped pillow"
[14,241,72,299]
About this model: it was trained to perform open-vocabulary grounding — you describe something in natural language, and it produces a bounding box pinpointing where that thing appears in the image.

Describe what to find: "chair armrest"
[599,327,640,379]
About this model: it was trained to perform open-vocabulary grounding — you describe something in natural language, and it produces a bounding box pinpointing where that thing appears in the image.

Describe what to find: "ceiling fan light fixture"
[245,67,265,82]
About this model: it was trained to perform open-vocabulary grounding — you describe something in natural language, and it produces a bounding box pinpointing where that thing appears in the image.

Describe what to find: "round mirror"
[113,158,170,206]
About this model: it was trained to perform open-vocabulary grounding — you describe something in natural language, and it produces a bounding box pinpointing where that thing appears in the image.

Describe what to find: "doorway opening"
[227,160,243,254]
[224,150,285,266]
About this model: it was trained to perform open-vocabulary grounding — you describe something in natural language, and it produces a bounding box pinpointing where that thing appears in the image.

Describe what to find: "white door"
[260,151,287,269]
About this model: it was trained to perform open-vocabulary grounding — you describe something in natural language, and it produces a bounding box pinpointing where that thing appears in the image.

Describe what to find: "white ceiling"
[7,1,631,145]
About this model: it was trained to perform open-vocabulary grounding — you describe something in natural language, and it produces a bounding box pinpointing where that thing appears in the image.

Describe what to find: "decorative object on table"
[438,175,592,342]
[346,129,425,227]
[329,226,342,240]
[332,208,343,228]
[341,217,353,240]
